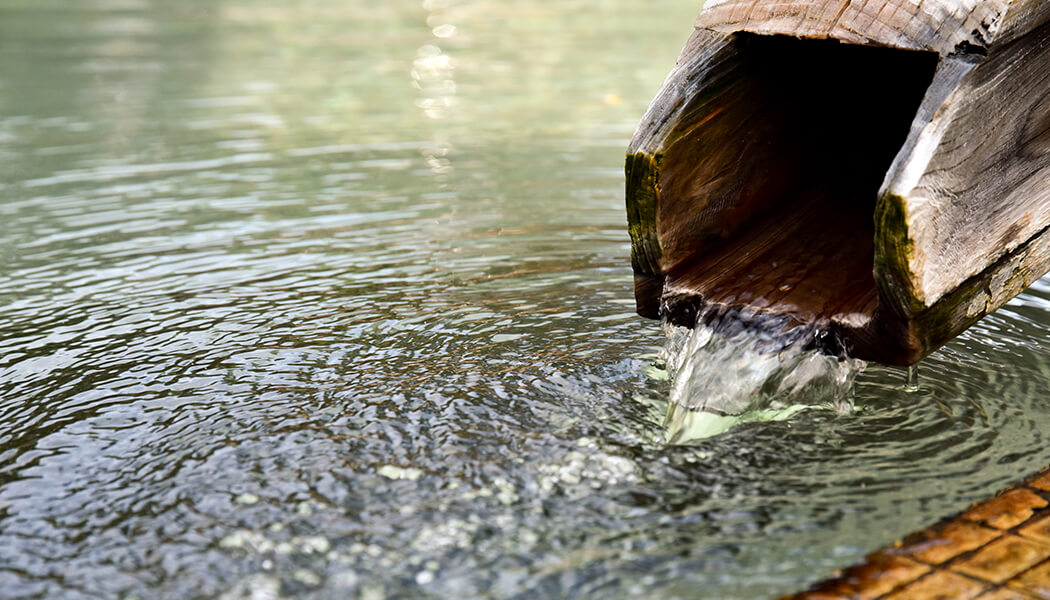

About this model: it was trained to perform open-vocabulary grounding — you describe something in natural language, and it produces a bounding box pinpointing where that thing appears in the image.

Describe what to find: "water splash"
[657,309,865,442]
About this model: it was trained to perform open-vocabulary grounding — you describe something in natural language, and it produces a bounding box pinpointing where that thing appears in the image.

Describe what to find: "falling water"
[659,309,865,442]
[905,364,921,392]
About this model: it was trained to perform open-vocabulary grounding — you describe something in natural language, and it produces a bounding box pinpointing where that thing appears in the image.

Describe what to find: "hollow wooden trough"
[627,0,1050,365]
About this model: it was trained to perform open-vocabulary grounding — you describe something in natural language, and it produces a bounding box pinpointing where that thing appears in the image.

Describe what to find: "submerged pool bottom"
[787,466,1050,599]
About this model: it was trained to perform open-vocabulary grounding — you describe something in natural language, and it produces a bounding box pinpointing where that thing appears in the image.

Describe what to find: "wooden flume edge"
[626,0,1050,365]
[694,0,1050,56]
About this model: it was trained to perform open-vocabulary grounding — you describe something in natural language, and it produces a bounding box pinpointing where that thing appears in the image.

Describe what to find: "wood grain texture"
[625,29,730,283]
[625,0,1050,364]
[663,183,878,330]
[881,17,1050,309]
[626,33,937,363]
[884,217,1050,364]
[998,0,1050,48]
[694,0,1050,55]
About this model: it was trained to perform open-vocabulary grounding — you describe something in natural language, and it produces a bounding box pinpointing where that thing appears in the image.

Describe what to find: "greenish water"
[3,1,1050,598]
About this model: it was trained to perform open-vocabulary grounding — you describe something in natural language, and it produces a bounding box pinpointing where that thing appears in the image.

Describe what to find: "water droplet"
[905,364,921,392]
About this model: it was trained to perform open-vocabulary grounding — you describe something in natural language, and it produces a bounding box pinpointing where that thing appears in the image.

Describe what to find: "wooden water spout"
[627,0,1050,365]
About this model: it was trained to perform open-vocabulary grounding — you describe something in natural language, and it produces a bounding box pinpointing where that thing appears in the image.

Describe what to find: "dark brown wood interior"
[657,35,939,336]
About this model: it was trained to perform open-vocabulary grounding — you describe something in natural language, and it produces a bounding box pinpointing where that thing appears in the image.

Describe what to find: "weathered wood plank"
[626,29,741,317]
[661,184,880,339]
[626,0,1050,364]
[694,0,1050,55]
[999,0,1050,48]
[880,20,1050,311]
[627,32,939,363]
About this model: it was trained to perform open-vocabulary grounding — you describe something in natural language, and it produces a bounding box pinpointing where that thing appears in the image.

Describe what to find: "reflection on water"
[3,0,1050,599]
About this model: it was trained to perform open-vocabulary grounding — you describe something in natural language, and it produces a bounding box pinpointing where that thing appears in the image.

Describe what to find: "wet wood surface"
[626,0,1050,364]
[663,186,878,333]
[782,467,1050,599]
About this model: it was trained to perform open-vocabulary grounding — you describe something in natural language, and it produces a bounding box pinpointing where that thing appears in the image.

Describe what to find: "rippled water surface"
[4,1,1050,598]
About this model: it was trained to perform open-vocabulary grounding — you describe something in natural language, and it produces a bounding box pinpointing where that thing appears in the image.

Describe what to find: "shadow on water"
[1,1,1050,599]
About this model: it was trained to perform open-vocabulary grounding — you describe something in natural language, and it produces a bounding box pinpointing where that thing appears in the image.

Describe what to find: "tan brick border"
[783,468,1050,599]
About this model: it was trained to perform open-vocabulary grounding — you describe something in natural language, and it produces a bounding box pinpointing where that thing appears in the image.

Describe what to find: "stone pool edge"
[782,466,1050,599]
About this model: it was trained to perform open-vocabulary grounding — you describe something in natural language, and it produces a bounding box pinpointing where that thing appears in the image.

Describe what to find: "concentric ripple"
[2,1,1050,599]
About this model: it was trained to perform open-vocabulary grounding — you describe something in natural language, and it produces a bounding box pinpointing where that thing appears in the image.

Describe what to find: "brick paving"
[783,469,1050,599]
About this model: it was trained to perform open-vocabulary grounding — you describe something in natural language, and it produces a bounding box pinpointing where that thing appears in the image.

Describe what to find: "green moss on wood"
[874,192,924,316]
[904,230,1050,364]
[625,151,663,277]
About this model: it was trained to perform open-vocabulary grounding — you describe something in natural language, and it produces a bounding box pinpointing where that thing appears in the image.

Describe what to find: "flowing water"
[3,1,1050,598]
[658,313,864,443]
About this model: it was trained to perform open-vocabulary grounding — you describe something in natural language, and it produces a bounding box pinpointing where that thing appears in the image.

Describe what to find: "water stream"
[657,312,864,443]
[3,1,1050,599]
